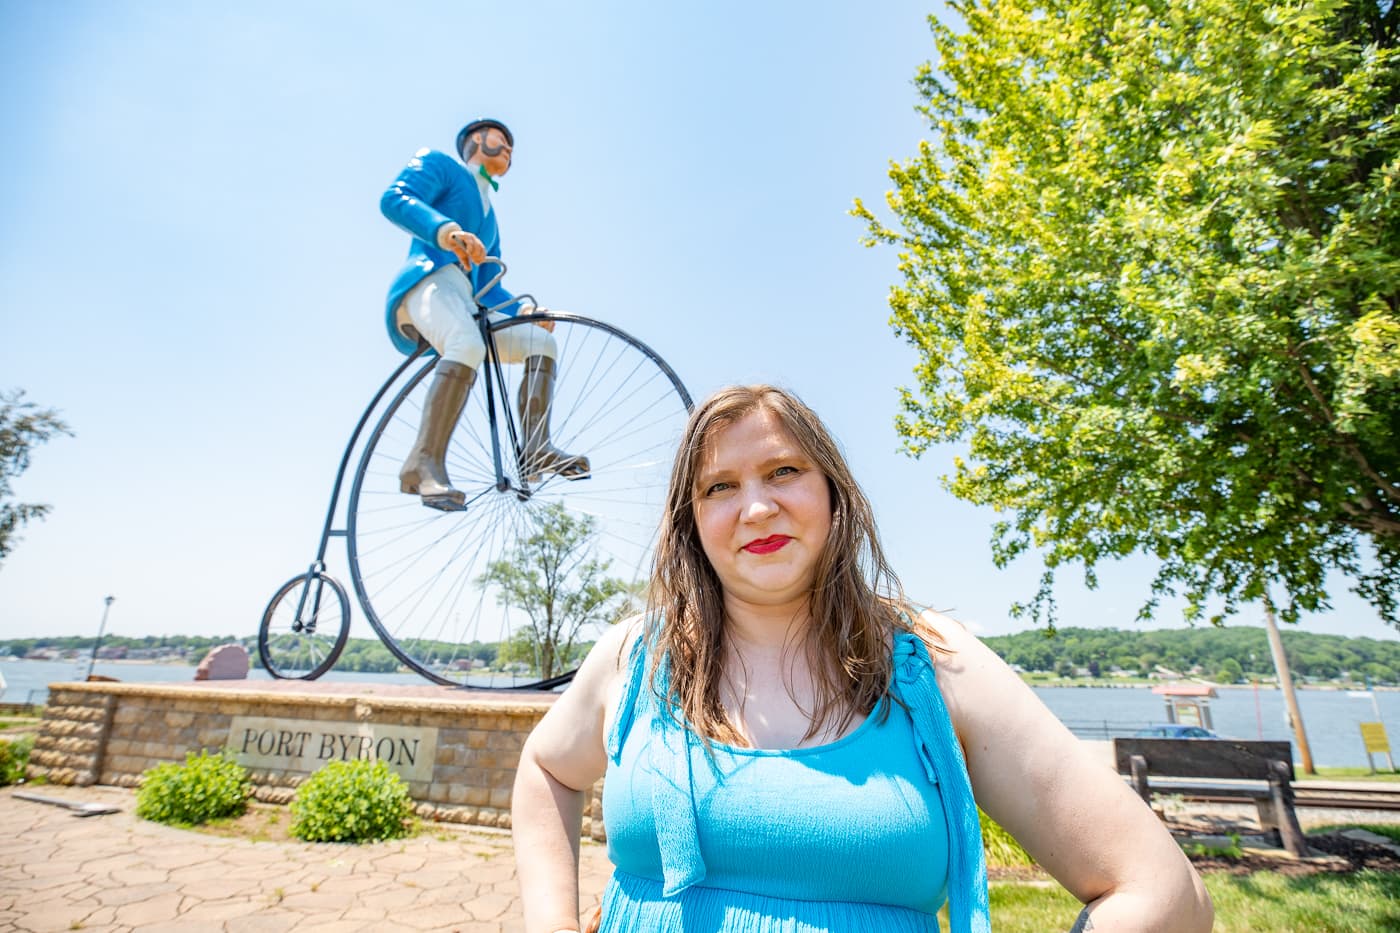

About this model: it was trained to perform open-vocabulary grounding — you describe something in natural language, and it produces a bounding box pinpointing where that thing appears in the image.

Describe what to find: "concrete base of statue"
[24,679,605,837]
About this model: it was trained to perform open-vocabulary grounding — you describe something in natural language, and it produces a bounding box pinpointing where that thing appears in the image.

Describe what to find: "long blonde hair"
[646,385,914,745]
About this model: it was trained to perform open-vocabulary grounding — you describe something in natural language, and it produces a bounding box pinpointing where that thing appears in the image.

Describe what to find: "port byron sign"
[227,716,437,782]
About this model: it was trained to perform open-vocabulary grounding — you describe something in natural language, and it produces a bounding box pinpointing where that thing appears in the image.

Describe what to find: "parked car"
[1133,724,1224,739]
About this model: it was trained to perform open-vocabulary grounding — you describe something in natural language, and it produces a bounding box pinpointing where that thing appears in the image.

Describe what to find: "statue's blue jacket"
[380,148,519,355]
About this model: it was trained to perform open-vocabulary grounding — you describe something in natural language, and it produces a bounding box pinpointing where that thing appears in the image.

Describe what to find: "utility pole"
[1262,591,1315,775]
[84,595,116,681]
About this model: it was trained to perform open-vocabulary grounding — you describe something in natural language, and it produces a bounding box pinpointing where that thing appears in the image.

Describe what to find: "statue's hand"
[526,305,556,332]
[437,224,486,267]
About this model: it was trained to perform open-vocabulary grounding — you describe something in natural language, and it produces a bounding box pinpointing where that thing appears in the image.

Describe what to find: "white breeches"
[395,265,557,369]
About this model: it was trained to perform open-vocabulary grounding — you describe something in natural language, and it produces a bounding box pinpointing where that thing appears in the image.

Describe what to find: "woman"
[512,385,1213,933]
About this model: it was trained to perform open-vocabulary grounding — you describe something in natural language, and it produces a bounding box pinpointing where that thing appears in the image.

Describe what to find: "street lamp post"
[85,595,116,681]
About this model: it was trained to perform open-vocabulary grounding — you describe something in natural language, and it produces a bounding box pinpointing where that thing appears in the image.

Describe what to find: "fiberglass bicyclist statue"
[380,117,590,511]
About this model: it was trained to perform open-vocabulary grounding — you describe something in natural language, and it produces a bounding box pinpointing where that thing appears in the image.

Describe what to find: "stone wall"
[28,682,562,831]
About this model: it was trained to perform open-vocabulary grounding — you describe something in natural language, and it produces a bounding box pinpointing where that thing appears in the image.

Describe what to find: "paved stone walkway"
[0,785,612,933]
[6,782,1399,932]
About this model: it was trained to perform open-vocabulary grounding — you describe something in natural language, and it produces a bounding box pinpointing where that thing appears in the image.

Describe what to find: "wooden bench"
[1113,738,1310,857]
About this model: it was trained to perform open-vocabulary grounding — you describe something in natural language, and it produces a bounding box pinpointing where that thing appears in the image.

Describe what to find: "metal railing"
[1059,719,1154,740]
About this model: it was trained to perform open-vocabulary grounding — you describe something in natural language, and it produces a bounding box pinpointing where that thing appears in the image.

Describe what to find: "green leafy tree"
[1,390,71,566]
[1362,661,1397,685]
[1216,657,1244,684]
[478,503,629,680]
[857,0,1400,628]
[978,624,1400,681]
[496,626,539,669]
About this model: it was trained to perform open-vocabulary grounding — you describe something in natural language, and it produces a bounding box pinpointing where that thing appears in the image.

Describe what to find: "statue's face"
[474,127,512,177]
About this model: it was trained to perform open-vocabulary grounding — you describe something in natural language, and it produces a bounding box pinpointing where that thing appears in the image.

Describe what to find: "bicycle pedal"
[522,467,591,484]
[420,495,468,513]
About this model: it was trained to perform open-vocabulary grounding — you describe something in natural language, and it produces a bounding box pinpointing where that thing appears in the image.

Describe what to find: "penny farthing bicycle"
[258,259,692,687]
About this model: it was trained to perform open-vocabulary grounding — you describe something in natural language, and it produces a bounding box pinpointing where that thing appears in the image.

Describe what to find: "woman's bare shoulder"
[592,613,646,669]
[908,607,980,655]
[589,615,648,730]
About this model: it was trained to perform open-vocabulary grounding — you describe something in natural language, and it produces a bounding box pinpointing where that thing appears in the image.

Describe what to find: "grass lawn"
[979,808,1400,931]
[985,871,1400,932]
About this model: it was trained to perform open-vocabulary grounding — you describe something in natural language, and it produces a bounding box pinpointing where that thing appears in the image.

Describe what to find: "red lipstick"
[742,535,791,555]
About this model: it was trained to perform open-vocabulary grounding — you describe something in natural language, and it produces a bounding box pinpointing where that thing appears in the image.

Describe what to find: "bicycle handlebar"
[463,257,538,317]
[467,256,507,297]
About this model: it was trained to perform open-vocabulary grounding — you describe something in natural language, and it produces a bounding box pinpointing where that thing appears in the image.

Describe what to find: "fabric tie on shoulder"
[608,636,707,896]
[606,635,648,764]
[648,700,707,895]
[889,631,991,933]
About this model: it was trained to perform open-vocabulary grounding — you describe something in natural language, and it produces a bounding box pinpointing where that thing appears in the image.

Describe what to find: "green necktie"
[477,165,499,192]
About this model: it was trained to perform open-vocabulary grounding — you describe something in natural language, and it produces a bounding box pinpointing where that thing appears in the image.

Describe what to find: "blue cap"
[456,119,514,160]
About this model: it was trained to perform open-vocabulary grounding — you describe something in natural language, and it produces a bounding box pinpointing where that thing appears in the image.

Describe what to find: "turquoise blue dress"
[600,632,992,932]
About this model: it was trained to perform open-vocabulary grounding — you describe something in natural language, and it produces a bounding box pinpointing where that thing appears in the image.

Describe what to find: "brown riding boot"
[400,360,475,511]
[517,355,590,482]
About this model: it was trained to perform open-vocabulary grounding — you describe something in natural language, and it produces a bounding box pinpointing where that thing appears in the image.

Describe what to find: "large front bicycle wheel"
[347,313,692,687]
[259,571,350,679]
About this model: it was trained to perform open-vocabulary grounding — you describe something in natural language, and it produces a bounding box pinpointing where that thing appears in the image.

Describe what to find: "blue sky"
[1,0,1393,647]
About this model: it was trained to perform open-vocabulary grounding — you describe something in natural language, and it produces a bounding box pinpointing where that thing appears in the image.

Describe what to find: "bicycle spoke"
[259,573,349,679]
[347,315,691,686]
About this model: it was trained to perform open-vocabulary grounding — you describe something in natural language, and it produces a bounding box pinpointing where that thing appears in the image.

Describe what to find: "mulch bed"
[1185,832,1400,877]
[1164,812,1400,877]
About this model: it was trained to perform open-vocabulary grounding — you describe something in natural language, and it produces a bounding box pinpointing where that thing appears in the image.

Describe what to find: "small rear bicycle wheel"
[347,313,692,687]
[258,571,350,679]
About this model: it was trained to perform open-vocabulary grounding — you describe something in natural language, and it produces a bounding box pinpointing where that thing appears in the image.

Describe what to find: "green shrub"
[0,736,34,786]
[136,750,251,826]
[1184,832,1243,859]
[290,758,415,843]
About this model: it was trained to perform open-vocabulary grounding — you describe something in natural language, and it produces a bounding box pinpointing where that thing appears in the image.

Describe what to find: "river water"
[3,659,1397,769]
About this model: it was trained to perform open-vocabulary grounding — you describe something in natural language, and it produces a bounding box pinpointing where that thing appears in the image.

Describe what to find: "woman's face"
[691,408,832,612]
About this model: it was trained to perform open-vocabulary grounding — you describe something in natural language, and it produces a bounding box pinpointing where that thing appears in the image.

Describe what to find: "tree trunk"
[1263,592,1315,775]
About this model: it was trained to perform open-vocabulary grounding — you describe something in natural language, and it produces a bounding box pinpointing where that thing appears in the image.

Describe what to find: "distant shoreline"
[3,656,1396,692]
[1,657,196,667]
[1020,675,1399,692]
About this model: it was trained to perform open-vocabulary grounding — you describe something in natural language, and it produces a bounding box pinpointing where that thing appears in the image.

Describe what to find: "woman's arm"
[512,621,635,933]
[919,610,1213,933]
